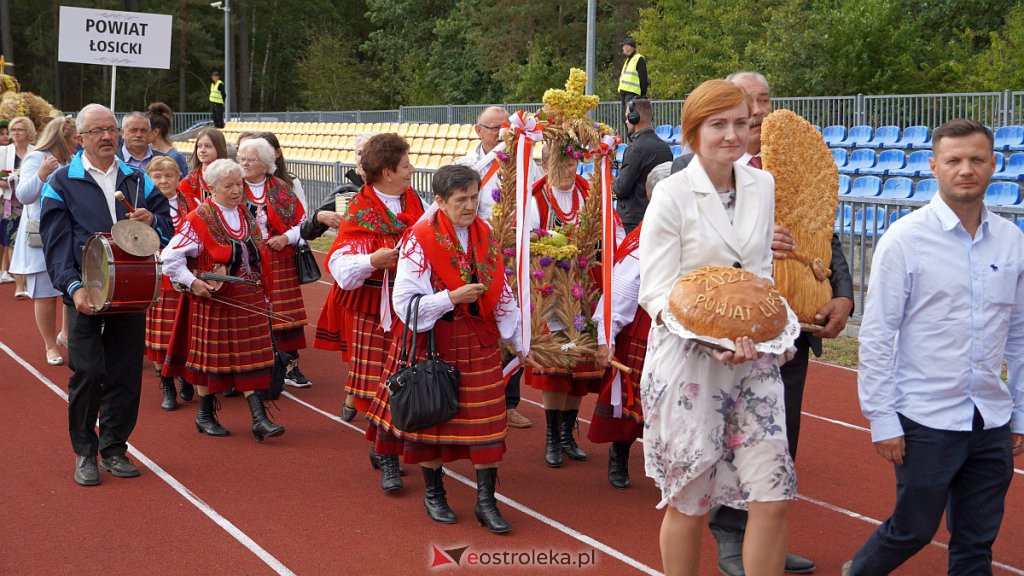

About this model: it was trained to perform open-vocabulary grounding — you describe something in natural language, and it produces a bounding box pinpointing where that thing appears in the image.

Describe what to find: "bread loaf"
[669,266,788,343]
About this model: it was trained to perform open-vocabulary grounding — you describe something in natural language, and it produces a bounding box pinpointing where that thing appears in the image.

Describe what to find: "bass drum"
[81,233,161,314]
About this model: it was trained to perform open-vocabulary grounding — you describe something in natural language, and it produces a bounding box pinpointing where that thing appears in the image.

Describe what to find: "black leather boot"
[195,394,230,436]
[559,409,588,461]
[422,467,456,524]
[608,441,632,489]
[369,446,406,476]
[178,378,195,402]
[474,467,510,534]
[159,376,178,411]
[379,455,403,493]
[544,409,563,467]
[247,394,285,442]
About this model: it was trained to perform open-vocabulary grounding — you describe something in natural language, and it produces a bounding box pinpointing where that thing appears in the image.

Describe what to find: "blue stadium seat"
[813,125,822,132]
[889,150,932,177]
[669,145,683,157]
[888,208,912,227]
[835,205,853,234]
[994,153,1024,181]
[578,163,596,176]
[831,148,848,169]
[889,125,930,149]
[1017,219,1024,235]
[841,149,876,174]
[994,126,1024,151]
[615,144,627,163]
[850,175,882,197]
[880,177,914,200]
[670,125,682,144]
[838,174,851,195]
[655,125,673,142]
[837,125,872,147]
[852,206,888,236]
[984,181,1021,206]
[822,125,846,147]
[864,126,900,148]
[912,178,938,201]
[861,149,906,175]
[995,151,1006,173]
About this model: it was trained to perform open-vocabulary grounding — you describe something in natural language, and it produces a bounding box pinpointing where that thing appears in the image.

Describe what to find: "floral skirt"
[640,325,796,515]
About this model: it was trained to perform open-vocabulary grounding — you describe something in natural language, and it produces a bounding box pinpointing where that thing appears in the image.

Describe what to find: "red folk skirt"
[365,313,508,465]
[313,283,351,362]
[164,278,274,393]
[525,354,603,397]
[344,309,392,413]
[144,282,181,364]
[266,245,308,353]
[587,309,651,444]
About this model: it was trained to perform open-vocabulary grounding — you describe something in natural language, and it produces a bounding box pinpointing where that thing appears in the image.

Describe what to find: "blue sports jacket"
[40,150,172,299]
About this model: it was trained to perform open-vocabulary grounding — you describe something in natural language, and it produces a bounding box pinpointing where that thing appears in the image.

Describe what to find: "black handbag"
[386,294,461,433]
[295,241,321,284]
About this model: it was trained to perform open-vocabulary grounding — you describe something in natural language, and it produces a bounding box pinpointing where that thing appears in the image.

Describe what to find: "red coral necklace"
[544,182,580,225]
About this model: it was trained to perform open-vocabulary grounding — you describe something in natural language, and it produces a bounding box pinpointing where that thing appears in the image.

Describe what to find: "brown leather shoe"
[506,408,532,429]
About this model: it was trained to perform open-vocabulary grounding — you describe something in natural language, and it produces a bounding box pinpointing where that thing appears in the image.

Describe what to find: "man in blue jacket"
[40,104,172,487]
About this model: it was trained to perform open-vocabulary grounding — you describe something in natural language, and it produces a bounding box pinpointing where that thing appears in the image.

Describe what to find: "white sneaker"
[0,272,13,283]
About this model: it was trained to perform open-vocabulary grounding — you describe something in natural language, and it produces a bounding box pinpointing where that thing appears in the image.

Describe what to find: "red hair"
[681,79,751,152]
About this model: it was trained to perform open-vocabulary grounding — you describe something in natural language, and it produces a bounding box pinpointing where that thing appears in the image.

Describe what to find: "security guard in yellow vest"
[618,38,648,130]
[209,70,226,128]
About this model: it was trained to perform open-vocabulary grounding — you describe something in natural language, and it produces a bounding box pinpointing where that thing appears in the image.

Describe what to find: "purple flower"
[564,145,573,154]
[491,188,501,202]
[682,382,700,400]
[577,255,589,268]
[531,269,545,280]
[495,150,509,162]
[539,256,554,267]
[571,284,584,299]
[541,284,554,297]
[556,259,572,270]
[573,315,586,331]
[503,248,515,257]
[504,267,514,276]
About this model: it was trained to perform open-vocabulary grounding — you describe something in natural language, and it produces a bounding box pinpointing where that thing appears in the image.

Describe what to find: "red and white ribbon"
[379,269,392,333]
[508,111,544,355]
[599,153,623,417]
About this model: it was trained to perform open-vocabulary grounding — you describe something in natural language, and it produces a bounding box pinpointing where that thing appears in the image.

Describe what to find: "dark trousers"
[66,304,145,458]
[709,334,811,542]
[505,365,522,410]
[620,91,639,131]
[211,103,225,128]
[849,410,1013,576]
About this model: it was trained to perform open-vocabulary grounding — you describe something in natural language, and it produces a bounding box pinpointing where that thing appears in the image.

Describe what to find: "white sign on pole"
[58,6,172,70]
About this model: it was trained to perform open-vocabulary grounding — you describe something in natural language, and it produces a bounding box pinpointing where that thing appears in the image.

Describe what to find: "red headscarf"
[245,175,305,235]
[325,185,425,262]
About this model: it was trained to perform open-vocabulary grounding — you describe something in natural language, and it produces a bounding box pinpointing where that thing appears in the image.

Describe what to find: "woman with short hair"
[0,116,35,292]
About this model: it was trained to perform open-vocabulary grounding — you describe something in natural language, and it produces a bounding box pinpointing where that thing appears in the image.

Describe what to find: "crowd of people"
[2,64,1020,576]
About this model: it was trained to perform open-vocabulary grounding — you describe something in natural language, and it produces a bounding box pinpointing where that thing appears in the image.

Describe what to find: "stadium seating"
[615,144,627,163]
[670,145,684,157]
[838,174,851,195]
[879,177,914,199]
[852,206,888,236]
[822,125,846,147]
[887,125,929,149]
[911,178,938,201]
[831,148,848,169]
[888,150,932,177]
[994,153,1024,180]
[994,126,1024,151]
[836,125,872,147]
[888,208,912,226]
[670,125,683,144]
[655,125,673,142]
[984,182,1022,206]
[861,149,906,176]
[863,126,900,148]
[841,149,877,174]
[850,176,882,197]
[835,205,853,234]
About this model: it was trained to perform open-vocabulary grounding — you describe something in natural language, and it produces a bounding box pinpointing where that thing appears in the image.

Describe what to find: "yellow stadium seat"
[396,124,411,137]
[430,139,446,155]
[421,138,435,154]
[426,124,443,138]
[439,155,454,166]
[442,139,458,155]
[437,124,451,138]
[340,150,354,164]
[455,139,472,156]
[425,156,441,169]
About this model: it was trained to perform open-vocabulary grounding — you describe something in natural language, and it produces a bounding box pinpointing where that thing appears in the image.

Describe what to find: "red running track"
[0,252,1022,575]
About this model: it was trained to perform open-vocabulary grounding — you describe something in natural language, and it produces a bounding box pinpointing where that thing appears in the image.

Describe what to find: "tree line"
[1,0,1023,116]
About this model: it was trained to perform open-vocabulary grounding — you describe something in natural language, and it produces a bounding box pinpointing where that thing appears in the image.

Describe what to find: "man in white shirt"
[845,119,1024,575]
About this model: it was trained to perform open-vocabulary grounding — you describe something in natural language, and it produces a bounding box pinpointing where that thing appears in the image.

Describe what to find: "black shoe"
[100,454,141,478]
[195,394,230,437]
[284,363,312,388]
[716,541,744,576]
[178,378,195,402]
[159,377,178,411]
[223,387,241,397]
[608,441,631,489]
[247,394,285,442]
[74,455,101,486]
[559,409,588,461]
[369,447,406,476]
[543,409,563,467]
[474,467,510,534]
[785,553,815,574]
[422,467,456,524]
[379,454,403,493]
[342,403,357,422]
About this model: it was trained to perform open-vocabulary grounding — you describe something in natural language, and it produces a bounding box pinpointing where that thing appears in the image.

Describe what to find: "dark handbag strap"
[397,294,424,367]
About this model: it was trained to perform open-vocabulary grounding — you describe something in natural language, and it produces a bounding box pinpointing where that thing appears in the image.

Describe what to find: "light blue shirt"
[858,193,1024,442]
[120,143,155,171]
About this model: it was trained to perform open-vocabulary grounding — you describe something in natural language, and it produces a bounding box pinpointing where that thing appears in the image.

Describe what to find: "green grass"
[819,335,859,369]
[308,235,334,252]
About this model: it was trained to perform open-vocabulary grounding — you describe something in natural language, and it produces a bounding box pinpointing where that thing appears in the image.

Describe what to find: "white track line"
[281,391,663,576]
[0,341,297,576]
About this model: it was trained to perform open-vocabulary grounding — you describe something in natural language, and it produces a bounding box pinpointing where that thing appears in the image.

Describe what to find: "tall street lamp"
[211,0,231,122]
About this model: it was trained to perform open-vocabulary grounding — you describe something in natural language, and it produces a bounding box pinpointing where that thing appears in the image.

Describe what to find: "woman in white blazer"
[638,80,794,576]
[9,117,76,365]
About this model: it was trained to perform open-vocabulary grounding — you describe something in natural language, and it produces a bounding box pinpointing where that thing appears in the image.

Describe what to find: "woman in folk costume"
[590,161,671,489]
[325,133,426,484]
[178,128,227,205]
[639,80,793,576]
[366,164,532,533]
[145,156,198,410]
[161,159,285,442]
[238,138,310,377]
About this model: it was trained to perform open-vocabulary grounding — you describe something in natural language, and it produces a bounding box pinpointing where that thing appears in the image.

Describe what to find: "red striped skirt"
[177,279,274,393]
[587,336,646,444]
[267,245,308,352]
[144,286,181,363]
[345,309,391,413]
[313,283,351,362]
[525,358,603,396]
[366,314,507,465]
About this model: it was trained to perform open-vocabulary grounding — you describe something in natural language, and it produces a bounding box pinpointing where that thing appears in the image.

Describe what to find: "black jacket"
[670,152,854,355]
[300,170,364,241]
[613,127,673,231]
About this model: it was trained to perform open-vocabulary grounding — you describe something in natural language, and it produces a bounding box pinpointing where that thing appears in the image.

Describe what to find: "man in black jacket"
[613,98,673,233]
[673,72,855,576]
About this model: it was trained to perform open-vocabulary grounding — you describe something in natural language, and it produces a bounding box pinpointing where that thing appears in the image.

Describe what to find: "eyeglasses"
[9,128,27,133]
[237,156,258,164]
[477,123,501,131]
[80,127,121,137]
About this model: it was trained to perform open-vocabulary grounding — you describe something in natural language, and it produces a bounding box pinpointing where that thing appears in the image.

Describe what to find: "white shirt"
[81,153,119,223]
[392,226,522,350]
[593,251,641,346]
[247,178,301,246]
[161,201,244,288]
[527,183,584,231]
[858,193,1024,441]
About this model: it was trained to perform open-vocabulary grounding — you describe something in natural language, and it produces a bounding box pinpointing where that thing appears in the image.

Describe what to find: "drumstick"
[610,359,632,374]
[114,191,135,213]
